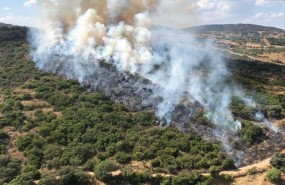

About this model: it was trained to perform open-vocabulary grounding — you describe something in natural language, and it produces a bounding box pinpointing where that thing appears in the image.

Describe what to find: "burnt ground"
[71,60,285,167]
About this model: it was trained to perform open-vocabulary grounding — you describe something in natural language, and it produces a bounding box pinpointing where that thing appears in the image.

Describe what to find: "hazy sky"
[0,0,285,29]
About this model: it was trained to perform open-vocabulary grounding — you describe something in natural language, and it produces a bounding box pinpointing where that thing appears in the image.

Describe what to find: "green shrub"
[132,170,151,183]
[159,154,176,167]
[83,159,96,171]
[221,158,236,170]
[39,174,58,185]
[220,174,234,182]
[0,155,21,184]
[0,111,26,128]
[0,130,9,154]
[270,153,285,172]
[121,167,134,180]
[16,134,44,151]
[172,171,206,185]
[266,168,281,183]
[25,147,44,168]
[0,130,9,140]
[94,160,118,181]
[58,166,91,185]
[22,93,33,100]
[114,152,131,164]
[241,121,263,144]
[97,152,110,161]
[151,158,161,168]
[22,165,41,180]
[209,166,222,177]
[8,173,35,185]
[267,105,282,118]
[248,167,258,175]
[43,144,62,160]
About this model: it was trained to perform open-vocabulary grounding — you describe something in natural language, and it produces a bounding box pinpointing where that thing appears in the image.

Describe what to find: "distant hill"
[0,23,27,42]
[0,23,14,28]
[180,24,285,64]
[182,24,285,34]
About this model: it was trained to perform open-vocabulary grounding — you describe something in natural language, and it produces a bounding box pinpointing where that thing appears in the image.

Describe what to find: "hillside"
[182,24,285,64]
[183,24,285,34]
[0,24,27,42]
[0,24,233,185]
[0,23,285,185]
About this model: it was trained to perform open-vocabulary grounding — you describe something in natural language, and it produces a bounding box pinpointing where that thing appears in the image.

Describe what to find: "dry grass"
[246,42,263,48]
[263,85,285,95]
[221,157,271,178]
[234,173,272,185]
[42,108,62,118]
[263,38,271,47]
[0,94,4,103]
[224,150,285,184]
[218,40,241,46]
[21,99,50,107]
[3,126,26,163]
[13,87,36,96]
[130,161,145,172]
[259,53,285,64]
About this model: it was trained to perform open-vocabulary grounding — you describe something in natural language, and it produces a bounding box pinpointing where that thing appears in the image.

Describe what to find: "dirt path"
[221,49,269,63]
[220,157,271,178]
[219,157,275,185]
[234,173,271,185]
[217,47,285,66]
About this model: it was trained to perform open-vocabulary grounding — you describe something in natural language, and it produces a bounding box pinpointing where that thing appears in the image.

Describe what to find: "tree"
[0,130,9,154]
[221,158,236,170]
[8,174,35,185]
[151,158,161,168]
[58,166,91,185]
[270,153,285,172]
[83,159,96,171]
[121,167,134,180]
[39,174,58,185]
[94,160,118,181]
[172,171,207,185]
[21,165,41,180]
[21,93,33,100]
[267,105,282,118]
[115,152,131,164]
[241,121,263,144]
[0,155,21,184]
[209,166,222,177]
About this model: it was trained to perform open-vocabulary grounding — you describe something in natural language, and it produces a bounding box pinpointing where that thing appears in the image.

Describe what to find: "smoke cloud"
[29,0,258,150]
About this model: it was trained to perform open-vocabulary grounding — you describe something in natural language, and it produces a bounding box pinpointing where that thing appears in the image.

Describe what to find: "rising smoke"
[30,0,256,147]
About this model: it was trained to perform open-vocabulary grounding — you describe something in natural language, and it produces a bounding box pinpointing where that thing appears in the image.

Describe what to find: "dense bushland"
[0,24,284,184]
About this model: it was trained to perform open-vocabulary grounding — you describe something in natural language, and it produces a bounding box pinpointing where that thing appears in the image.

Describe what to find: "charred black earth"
[71,59,285,167]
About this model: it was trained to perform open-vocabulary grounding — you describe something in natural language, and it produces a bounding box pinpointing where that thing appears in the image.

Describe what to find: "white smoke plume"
[255,111,279,133]
[30,0,248,146]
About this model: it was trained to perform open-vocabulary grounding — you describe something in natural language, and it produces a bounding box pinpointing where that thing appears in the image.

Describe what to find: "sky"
[0,0,285,29]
